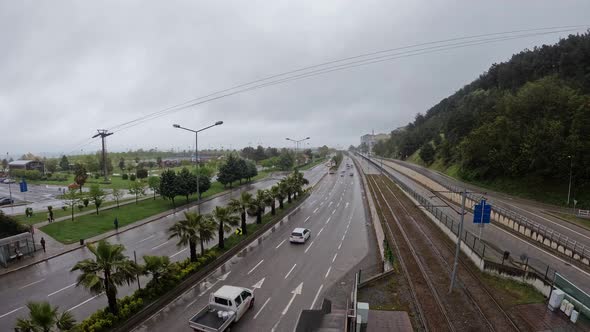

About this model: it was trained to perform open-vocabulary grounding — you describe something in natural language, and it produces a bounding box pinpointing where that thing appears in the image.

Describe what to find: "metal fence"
[358,154,555,283]
[376,156,590,266]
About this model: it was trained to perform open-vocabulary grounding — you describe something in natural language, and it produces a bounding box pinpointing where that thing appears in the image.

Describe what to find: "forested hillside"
[373,32,590,206]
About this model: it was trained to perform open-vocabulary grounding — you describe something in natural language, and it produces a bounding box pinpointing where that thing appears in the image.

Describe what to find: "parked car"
[290,227,311,243]
[0,197,14,206]
[3,178,15,184]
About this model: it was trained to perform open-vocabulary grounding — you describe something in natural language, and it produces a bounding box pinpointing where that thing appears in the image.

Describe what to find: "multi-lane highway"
[0,166,327,330]
[359,155,590,294]
[132,157,369,331]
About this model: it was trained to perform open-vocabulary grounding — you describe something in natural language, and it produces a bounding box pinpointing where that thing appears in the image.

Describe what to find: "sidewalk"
[0,175,282,276]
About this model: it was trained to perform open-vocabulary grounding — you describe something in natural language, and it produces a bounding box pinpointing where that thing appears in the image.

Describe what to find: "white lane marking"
[338,242,342,250]
[313,208,319,214]
[317,227,324,237]
[332,209,336,215]
[282,282,303,315]
[198,280,221,297]
[276,239,286,249]
[18,278,45,290]
[48,283,76,297]
[328,201,333,207]
[254,297,271,319]
[304,216,310,223]
[336,202,341,208]
[310,284,324,309]
[319,202,324,206]
[342,234,346,241]
[304,240,315,253]
[170,248,187,258]
[67,293,103,312]
[284,264,297,279]
[136,235,155,244]
[0,306,23,319]
[325,217,331,224]
[151,240,169,250]
[325,266,332,279]
[345,202,349,208]
[248,259,264,275]
[332,253,338,263]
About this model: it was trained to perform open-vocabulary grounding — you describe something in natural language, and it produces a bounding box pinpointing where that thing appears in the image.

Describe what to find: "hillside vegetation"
[374,32,590,207]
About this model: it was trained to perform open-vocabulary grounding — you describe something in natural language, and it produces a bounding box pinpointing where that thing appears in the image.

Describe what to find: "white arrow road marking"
[218,271,231,281]
[48,283,77,297]
[252,277,265,289]
[282,282,303,315]
[310,284,324,309]
[284,264,296,279]
[248,260,264,275]
[67,292,103,312]
[275,239,286,249]
[304,216,310,223]
[0,307,23,319]
[254,298,271,319]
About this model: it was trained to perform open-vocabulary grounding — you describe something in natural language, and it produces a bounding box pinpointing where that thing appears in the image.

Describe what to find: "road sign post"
[473,199,491,241]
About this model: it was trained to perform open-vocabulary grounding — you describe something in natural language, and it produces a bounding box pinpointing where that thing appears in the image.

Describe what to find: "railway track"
[366,174,454,332]
[379,178,520,331]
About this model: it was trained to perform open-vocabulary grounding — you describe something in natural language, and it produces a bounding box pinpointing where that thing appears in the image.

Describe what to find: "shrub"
[61,206,68,211]
[122,174,129,180]
[94,173,100,179]
[78,204,84,211]
[83,198,89,207]
[130,174,136,181]
[136,168,148,179]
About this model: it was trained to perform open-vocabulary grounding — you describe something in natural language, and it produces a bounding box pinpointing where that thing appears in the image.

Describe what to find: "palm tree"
[263,188,276,216]
[250,190,268,224]
[197,216,217,255]
[228,191,253,236]
[277,181,288,209]
[71,240,140,315]
[168,211,201,262]
[142,255,174,285]
[15,301,75,332]
[292,171,309,198]
[284,178,295,203]
[210,206,240,250]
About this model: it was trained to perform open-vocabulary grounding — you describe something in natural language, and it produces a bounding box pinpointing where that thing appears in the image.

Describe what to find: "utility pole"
[92,130,113,182]
[567,155,573,206]
[449,188,467,294]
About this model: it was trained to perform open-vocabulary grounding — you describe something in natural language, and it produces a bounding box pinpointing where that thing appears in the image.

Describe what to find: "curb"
[0,176,281,277]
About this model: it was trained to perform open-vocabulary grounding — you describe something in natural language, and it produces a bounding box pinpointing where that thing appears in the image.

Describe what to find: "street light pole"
[286,137,310,167]
[567,155,573,206]
[173,121,223,214]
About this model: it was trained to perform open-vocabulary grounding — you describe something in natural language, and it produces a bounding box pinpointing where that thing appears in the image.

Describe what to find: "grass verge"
[545,211,590,230]
[479,272,545,306]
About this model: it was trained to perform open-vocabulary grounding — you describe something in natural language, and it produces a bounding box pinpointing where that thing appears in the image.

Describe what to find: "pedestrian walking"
[40,237,46,253]
[114,217,119,232]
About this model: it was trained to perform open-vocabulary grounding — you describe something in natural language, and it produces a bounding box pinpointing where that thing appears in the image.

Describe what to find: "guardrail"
[373,156,590,267]
[578,209,590,218]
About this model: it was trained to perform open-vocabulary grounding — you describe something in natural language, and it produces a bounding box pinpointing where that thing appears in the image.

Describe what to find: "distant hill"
[374,31,590,206]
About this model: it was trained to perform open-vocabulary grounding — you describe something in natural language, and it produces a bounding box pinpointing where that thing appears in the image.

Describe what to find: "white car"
[290,227,311,243]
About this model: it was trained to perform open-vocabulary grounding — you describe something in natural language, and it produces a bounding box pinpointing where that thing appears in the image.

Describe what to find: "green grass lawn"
[545,211,590,230]
[39,177,264,244]
[297,158,327,171]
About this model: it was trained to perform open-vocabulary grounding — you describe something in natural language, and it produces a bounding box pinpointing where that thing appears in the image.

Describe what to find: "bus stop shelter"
[0,232,36,268]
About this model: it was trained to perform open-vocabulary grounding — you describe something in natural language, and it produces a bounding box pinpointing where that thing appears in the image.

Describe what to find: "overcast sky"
[1,1,589,158]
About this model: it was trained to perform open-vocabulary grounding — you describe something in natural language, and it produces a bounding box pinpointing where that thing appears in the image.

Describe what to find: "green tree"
[263,189,276,216]
[73,163,88,192]
[118,158,126,172]
[210,206,240,250]
[198,216,217,255]
[59,155,70,171]
[277,181,288,209]
[250,190,268,224]
[45,159,58,173]
[236,159,248,184]
[15,301,76,332]
[136,168,148,179]
[229,192,253,236]
[268,186,280,215]
[1,158,8,172]
[71,240,140,315]
[419,142,435,165]
[196,174,211,199]
[168,211,201,262]
[160,169,178,207]
[147,176,161,200]
[88,184,106,215]
[128,181,146,204]
[246,160,258,181]
[277,150,294,171]
[142,255,175,286]
[156,156,163,168]
[111,188,123,208]
[318,145,330,158]
[62,189,80,221]
[177,167,196,203]
[217,154,240,188]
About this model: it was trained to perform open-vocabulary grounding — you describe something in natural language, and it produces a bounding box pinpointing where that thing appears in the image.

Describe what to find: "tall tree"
[62,189,80,221]
[168,212,201,262]
[177,167,196,203]
[118,158,126,172]
[73,163,88,192]
[142,255,175,286]
[250,190,268,224]
[147,176,161,200]
[229,192,253,235]
[128,181,146,204]
[277,150,294,171]
[268,186,280,215]
[111,188,123,208]
[88,184,106,215]
[198,216,217,255]
[71,241,140,315]
[210,206,240,250]
[1,158,8,172]
[160,169,178,207]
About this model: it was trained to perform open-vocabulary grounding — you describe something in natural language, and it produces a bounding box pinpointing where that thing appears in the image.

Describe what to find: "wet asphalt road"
[359,155,590,294]
[131,158,368,332]
[0,167,327,330]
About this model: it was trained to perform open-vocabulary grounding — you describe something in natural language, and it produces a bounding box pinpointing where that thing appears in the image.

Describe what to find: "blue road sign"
[473,200,491,224]
[19,179,28,193]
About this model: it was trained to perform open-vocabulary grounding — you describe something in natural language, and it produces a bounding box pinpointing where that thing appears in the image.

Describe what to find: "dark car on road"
[0,197,14,206]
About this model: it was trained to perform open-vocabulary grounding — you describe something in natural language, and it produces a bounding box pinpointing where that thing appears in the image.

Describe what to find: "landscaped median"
[77,192,309,332]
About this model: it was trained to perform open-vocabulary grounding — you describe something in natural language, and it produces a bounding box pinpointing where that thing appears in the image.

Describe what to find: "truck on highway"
[189,285,255,332]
